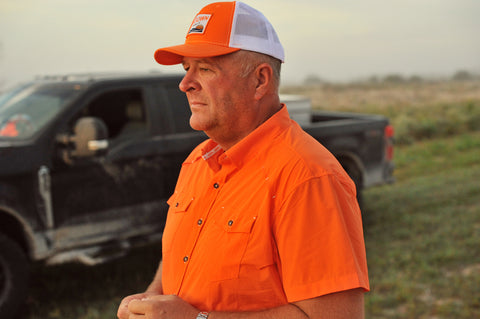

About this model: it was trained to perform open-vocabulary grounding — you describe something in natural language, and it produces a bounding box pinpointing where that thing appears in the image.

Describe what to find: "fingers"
[117,303,130,319]
[117,293,150,319]
[127,298,147,315]
[117,298,132,319]
[126,295,198,319]
[127,296,168,315]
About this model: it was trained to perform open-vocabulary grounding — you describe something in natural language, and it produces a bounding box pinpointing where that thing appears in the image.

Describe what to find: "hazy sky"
[1,0,479,87]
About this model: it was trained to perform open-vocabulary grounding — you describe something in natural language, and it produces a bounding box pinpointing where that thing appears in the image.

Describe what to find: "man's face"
[179,53,259,148]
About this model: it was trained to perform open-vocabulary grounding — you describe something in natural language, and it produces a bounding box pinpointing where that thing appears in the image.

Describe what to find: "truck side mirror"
[71,117,109,157]
[57,117,109,163]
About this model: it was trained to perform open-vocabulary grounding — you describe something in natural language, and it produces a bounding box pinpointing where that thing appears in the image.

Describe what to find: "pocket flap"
[215,214,257,233]
[167,192,195,212]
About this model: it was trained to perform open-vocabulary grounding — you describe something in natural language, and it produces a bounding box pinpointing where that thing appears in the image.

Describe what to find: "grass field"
[19,80,480,318]
[364,132,480,318]
[282,79,480,145]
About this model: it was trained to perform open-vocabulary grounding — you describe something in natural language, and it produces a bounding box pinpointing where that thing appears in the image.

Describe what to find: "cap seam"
[227,1,238,47]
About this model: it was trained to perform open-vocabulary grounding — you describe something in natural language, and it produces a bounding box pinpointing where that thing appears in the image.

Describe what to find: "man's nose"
[179,71,199,93]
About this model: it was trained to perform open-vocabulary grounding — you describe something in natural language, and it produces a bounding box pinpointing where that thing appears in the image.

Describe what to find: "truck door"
[49,86,168,245]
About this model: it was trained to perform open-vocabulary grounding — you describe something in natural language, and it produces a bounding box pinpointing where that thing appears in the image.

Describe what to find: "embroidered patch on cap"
[188,14,212,34]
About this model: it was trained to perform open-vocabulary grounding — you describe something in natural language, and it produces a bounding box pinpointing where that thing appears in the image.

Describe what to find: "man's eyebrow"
[198,58,222,68]
[183,58,223,70]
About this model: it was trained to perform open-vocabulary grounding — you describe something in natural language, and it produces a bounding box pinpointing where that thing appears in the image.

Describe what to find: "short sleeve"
[272,174,370,302]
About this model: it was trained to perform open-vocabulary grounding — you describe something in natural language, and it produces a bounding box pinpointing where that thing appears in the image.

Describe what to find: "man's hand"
[117,292,158,319]
[118,288,364,319]
[126,294,199,319]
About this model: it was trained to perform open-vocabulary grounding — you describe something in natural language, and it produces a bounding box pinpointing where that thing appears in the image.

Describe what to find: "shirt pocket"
[163,192,195,253]
[207,212,257,282]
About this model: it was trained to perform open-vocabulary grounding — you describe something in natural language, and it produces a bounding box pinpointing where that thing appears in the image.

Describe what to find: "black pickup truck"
[0,73,394,317]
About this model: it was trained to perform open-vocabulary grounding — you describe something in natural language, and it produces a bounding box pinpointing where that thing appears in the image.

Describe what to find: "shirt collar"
[199,104,292,170]
[223,104,292,168]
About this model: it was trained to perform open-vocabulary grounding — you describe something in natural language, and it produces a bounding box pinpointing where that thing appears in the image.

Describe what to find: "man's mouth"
[189,101,206,108]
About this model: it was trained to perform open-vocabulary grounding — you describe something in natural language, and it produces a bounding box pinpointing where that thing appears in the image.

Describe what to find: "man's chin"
[189,118,209,132]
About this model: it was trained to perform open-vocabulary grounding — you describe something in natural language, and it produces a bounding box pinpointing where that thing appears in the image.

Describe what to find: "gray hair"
[234,50,282,88]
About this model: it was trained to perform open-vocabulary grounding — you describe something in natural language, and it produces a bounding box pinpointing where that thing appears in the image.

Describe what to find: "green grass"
[363,131,480,318]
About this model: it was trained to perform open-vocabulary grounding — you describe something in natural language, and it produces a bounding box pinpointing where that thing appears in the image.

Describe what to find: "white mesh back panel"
[229,2,285,62]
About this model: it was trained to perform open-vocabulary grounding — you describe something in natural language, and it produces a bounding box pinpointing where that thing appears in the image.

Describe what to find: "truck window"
[81,88,147,140]
[0,82,83,138]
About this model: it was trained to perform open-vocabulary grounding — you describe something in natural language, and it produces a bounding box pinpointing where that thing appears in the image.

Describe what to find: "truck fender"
[334,150,365,187]
[332,151,365,210]
[324,136,364,184]
[0,205,37,260]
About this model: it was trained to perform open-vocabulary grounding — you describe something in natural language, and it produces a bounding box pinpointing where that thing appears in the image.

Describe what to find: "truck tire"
[0,233,29,318]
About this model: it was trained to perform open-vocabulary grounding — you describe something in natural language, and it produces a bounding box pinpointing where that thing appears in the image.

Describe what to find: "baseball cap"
[154,1,284,65]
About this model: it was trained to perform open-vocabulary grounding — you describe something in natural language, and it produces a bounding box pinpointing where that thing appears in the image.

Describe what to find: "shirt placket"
[176,158,231,295]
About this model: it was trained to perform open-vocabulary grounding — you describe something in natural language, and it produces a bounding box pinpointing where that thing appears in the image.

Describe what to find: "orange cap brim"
[154,43,241,65]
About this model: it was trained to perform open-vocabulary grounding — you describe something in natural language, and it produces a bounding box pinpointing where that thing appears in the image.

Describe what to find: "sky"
[0,0,479,88]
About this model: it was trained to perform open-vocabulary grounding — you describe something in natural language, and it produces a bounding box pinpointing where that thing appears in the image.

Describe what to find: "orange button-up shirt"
[162,106,369,311]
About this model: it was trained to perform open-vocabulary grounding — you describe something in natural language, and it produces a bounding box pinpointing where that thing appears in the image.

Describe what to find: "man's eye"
[200,68,210,72]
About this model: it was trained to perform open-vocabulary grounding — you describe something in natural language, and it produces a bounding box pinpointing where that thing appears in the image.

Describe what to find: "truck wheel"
[0,233,29,318]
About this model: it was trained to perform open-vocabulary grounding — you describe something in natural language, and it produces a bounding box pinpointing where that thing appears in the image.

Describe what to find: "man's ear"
[254,63,273,100]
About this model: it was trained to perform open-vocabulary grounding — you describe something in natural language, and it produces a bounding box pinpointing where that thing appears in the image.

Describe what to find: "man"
[118,2,369,318]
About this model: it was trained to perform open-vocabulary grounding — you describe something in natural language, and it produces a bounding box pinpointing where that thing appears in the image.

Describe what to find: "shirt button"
[228,220,234,226]
[197,219,203,225]
[183,256,189,262]
[213,183,219,189]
